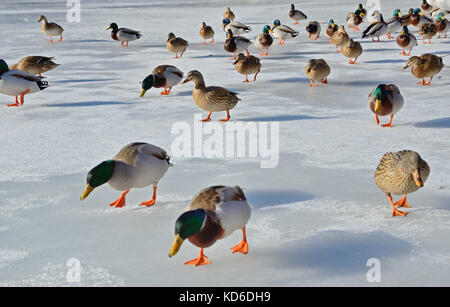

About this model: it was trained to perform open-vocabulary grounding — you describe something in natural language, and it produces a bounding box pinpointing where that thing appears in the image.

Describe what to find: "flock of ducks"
[0,1,448,267]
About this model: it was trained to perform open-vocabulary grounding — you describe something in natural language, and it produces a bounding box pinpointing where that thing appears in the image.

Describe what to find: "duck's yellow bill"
[80,184,94,200]
[168,234,184,257]
[181,79,189,84]
[106,26,111,30]
[374,99,382,112]
[140,89,147,97]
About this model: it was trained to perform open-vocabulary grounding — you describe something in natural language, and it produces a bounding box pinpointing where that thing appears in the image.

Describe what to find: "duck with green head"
[346,9,364,31]
[386,9,402,39]
[254,25,273,56]
[106,23,142,47]
[326,19,338,44]
[368,84,404,127]
[396,26,417,56]
[434,13,449,38]
[140,65,184,97]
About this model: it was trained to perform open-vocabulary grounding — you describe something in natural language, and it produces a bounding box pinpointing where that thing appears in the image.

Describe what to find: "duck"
[362,11,388,41]
[386,9,403,39]
[346,9,365,31]
[223,7,235,21]
[400,8,414,26]
[409,8,434,27]
[233,53,261,82]
[374,150,430,216]
[37,15,64,42]
[421,0,434,15]
[181,70,240,122]
[402,53,444,86]
[418,22,438,43]
[140,65,184,97]
[306,21,321,40]
[166,33,188,58]
[168,185,251,266]
[289,4,307,24]
[434,13,449,38]
[396,26,418,56]
[270,19,299,44]
[368,84,404,127]
[330,25,350,52]
[254,25,273,56]
[222,18,251,36]
[305,59,330,87]
[200,22,215,44]
[80,142,172,208]
[0,59,48,107]
[326,19,338,43]
[9,56,59,77]
[224,29,251,60]
[106,23,142,47]
[357,3,368,22]
[341,39,363,64]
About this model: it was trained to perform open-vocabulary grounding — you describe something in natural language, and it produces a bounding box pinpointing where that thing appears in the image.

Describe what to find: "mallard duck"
[140,65,184,97]
[200,22,215,44]
[9,56,59,77]
[402,53,444,85]
[37,15,63,42]
[362,11,388,41]
[106,23,141,47]
[0,59,48,107]
[396,26,418,56]
[346,9,364,31]
[386,9,403,39]
[326,19,338,43]
[254,25,273,56]
[289,4,307,24]
[305,59,330,87]
[401,8,414,26]
[375,150,430,216]
[270,19,299,44]
[181,70,240,122]
[224,29,251,60]
[418,22,438,43]
[168,185,251,266]
[166,33,188,58]
[233,53,261,82]
[306,21,321,40]
[341,39,362,64]
[357,3,368,22]
[434,13,449,38]
[222,18,251,36]
[368,84,404,127]
[330,25,349,52]
[409,8,434,27]
[223,7,235,21]
[80,142,172,208]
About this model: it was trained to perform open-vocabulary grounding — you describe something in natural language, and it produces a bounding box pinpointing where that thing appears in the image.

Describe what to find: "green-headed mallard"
[375,150,430,216]
[330,25,349,52]
[368,84,404,127]
[386,9,402,39]
[222,18,251,36]
[37,15,64,42]
[434,13,449,38]
[306,21,321,40]
[409,8,433,27]
[80,142,172,208]
[106,23,142,47]
[362,11,388,41]
[140,65,184,97]
[289,4,307,24]
[9,56,59,77]
[396,26,418,56]
[200,22,215,44]
[305,59,330,87]
[341,38,362,64]
[223,7,235,21]
[166,33,188,58]
[402,53,444,85]
[418,22,437,44]
[168,185,251,266]
[326,19,338,44]
[401,8,414,26]
[233,53,261,82]
[270,19,299,44]
[181,70,240,122]
[346,9,364,31]
[0,59,48,107]
[224,29,251,60]
[254,25,273,56]
[357,3,368,22]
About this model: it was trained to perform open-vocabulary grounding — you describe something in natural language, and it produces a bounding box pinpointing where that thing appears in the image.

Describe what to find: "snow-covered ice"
[0,0,449,286]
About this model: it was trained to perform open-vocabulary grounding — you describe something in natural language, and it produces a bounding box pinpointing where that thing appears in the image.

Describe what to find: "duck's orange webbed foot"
[309,79,318,87]
[185,248,211,266]
[232,227,249,254]
[394,195,410,208]
[7,97,19,107]
[219,110,231,122]
[201,112,212,122]
[109,190,129,208]
[139,186,157,207]
[388,195,408,217]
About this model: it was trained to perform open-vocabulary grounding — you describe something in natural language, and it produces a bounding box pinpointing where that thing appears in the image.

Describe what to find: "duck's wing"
[119,27,141,36]
[114,142,170,165]
[7,70,42,82]
[278,24,298,34]
[187,186,246,212]
[152,65,183,78]
[362,22,382,37]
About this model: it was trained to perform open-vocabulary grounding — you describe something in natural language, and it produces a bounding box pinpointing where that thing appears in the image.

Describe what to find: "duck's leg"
[294,20,299,25]
[109,190,129,208]
[401,49,406,55]
[263,48,269,56]
[210,38,215,44]
[166,87,172,94]
[202,39,207,45]
[180,50,185,58]
[393,194,411,208]
[139,186,157,207]
[423,76,433,86]
[230,52,237,60]
[126,41,129,47]
[322,77,328,84]
[380,114,394,127]
[174,52,179,59]
[121,41,124,47]
[201,112,212,122]
[387,195,408,216]
[7,96,19,107]
[19,89,30,105]
[259,48,264,56]
[253,71,259,82]
[417,78,426,85]
[58,34,63,42]
[231,227,249,254]
[374,114,380,125]
[354,26,360,31]
[313,34,319,40]
[49,36,54,43]
[219,110,231,122]
[428,38,432,44]
[407,49,412,56]
[184,248,211,266]
[246,49,249,56]
[243,74,250,82]
[309,79,318,87]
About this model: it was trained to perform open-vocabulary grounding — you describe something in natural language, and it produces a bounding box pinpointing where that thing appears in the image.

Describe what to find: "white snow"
[0,0,449,286]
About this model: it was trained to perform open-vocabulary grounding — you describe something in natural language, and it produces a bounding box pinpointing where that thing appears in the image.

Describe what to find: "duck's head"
[106,23,118,31]
[400,26,409,36]
[202,21,207,28]
[169,209,206,257]
[373,84,389,113]
[412,8,422,16]
[37,15,47,23]
[290,4,295,10]
[80,160,115,200]
[181,70,204,85]
[393,9,401,17]
[223,18,231,26]
[226,29,234,39]
[437,13,445,21]
[233,53,246,64]
[399,151,425,187]
[167,32,176,41]
[0,60,9,75]
[402,56,420,70]
[328,19,335,27]
[140,75,154,97]
[358,3,364,10]
[355,9,365,17]
[273,19,281,27]
[262,25,271,34]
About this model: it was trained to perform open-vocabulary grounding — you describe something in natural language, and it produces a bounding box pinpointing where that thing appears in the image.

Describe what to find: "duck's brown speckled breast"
[188,211,224,248]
